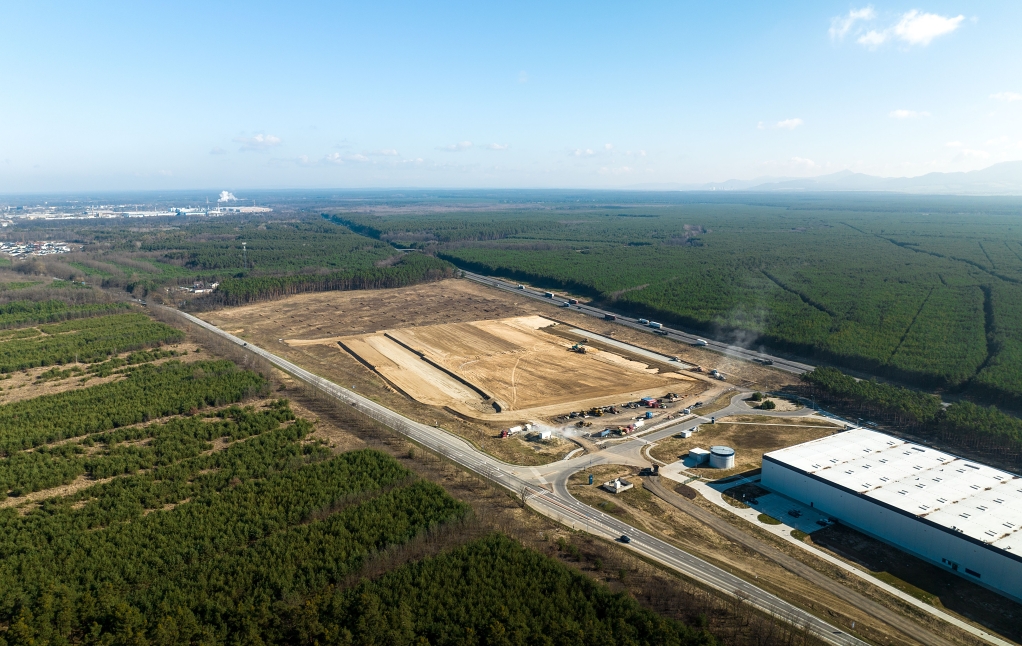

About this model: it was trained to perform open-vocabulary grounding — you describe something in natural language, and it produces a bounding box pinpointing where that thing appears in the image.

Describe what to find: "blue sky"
[1,1,1019,191]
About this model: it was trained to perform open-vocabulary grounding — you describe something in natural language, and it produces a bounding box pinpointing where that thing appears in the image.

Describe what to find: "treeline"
[340,207,1022,408]
[284,532,717,646]
[802,367,1022,460]
[0,313,183,373]
[0,359,266,454]
[0,300,129,329]
[0,401,294,496]
[193,253,456,308]
[0,438,468,644]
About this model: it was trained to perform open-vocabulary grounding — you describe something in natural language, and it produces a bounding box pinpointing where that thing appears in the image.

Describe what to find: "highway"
[460,270,814,375]
[171,308,868,646]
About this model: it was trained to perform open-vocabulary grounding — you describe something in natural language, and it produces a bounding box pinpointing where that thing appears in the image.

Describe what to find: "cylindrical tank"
[709,445,735,469]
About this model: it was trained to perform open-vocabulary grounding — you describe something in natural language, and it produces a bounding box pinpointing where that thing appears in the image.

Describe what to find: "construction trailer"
[763,428,1022,603]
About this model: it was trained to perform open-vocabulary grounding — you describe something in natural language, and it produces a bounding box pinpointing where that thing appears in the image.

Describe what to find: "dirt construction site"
[198,279,793,463]
[299,314,699,421]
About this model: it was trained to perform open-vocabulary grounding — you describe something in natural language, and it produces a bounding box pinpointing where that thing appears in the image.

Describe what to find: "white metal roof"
[764,428,1022,554]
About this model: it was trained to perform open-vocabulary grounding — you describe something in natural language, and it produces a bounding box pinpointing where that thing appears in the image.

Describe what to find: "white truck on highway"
[648,321,662,329]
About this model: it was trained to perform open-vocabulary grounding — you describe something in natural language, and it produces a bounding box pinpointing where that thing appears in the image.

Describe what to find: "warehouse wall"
[762,458,1022,603]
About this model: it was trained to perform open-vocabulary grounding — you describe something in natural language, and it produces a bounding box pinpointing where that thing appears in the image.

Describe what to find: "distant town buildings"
[0,241,77,257]
[0,193,271,223]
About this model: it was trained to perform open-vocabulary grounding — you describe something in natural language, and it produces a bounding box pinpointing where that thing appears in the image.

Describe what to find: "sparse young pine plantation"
[21,219,456,305]
[0,304,714,645]
[332,196,1022,406]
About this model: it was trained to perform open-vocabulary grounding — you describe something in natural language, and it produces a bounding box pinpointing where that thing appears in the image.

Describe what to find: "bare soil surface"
[809,523,1022,644]
[336,315,700,420]
[649,417,842,478]
[197,280,797,465]
[565,466,936,646]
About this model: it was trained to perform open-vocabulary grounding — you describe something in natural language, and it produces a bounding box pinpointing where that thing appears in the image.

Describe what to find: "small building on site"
[537,429,552,441]
[688,447,710,465]
[602,478,634,494]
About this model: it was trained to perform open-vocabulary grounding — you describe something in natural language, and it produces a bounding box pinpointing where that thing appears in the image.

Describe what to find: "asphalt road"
[172,308,868,646]
[460,270,814,375]
[643,476,952,646]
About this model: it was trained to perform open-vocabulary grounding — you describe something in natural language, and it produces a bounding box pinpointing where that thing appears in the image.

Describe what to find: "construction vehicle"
[690,365,704,372]
[569,344,588,354]
[576,420,593,428]
[587,407,604,417]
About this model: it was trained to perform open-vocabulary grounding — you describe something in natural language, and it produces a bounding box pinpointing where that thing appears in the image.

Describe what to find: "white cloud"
[209,147,227,155]
[598,166,633,175]
[855,9,963,48]
[373,148,399,156]
[604,143,614,150]
[438,141,473,152]
[776,118,803,130]
[954,149,990,162]
[234,134,283,151]
[986,136,1010,146]
[857,30,889,47]
[945,141,963,147]
[889,109,930,119]
[830,6,876,41]
[321,152,371,165]
[571,148,596,157]
[894,10,964,45]
[789,157,819,170]
[991,92,1022,103]
[486,143,509,150]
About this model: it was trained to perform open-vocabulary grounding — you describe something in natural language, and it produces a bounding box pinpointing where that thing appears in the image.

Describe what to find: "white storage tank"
[709,445,735,469]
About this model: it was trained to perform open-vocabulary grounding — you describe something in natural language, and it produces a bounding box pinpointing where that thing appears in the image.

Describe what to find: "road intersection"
[173,308,874,646]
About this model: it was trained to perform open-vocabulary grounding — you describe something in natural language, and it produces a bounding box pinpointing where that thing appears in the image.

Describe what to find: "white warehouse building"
[762,428,1022,602]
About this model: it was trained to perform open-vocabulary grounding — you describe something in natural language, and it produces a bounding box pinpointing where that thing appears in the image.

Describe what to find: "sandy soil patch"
[196,280,791,464]
[336,315,699,419]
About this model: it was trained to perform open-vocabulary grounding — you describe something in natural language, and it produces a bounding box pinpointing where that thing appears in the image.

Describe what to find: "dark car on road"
[619,535,631,544]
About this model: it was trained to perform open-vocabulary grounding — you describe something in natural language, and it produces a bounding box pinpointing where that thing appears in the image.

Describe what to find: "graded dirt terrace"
[196,280,774,464]
[330,315,700,420]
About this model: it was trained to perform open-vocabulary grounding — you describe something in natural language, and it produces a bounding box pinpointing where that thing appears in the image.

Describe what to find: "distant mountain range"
[645,160,1022,195]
